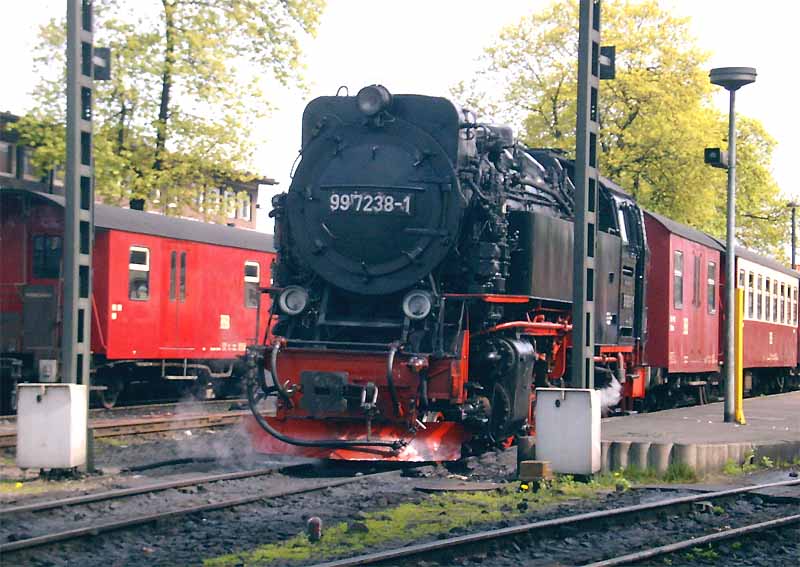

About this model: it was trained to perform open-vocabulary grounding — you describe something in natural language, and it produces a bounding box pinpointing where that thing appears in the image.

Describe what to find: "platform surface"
[603,391,800,445]
[599,392,800,475]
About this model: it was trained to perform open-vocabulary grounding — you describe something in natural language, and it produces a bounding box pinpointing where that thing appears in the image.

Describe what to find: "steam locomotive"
[244,85,654,461]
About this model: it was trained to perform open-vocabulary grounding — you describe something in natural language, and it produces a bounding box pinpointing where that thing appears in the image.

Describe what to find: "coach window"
[780,283,786,324]
[707,261,716,314]
[32,235,62,279]
[673,251,684,309]
[244,261,260,308]
[738,269,745,288]
[180,252,187,302]
[773,280,779,322]
[129,246,150,300]
[747,272,755,319]
[692,255,701,308]
[765,278,771,321]
[756,275,763,320]
[794,287,798,325]
[169,252,177,300]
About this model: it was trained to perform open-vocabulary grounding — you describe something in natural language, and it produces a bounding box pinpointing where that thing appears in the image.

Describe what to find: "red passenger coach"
[735,249,799,381]
[0,188,274,409]
[644,212,722,376]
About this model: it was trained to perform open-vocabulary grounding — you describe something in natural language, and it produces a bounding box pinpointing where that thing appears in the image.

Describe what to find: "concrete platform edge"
[600,439,800,477]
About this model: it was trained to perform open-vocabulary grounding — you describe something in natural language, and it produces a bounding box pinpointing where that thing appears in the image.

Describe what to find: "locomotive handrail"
[386,343,403,417]
[476,321,573,336]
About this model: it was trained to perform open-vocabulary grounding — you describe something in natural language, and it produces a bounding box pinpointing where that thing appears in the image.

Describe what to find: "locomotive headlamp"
[356,85,392,116]
[402,290,433,320]
[278,286,309,316]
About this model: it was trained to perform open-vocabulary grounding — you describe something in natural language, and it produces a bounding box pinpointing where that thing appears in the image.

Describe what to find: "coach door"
[163,249,193,353]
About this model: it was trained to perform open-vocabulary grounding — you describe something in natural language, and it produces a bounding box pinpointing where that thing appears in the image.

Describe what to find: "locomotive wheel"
[99,379,123,409]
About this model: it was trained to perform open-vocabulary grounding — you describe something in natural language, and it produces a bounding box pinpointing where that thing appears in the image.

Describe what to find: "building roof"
[645,209,799,279]
[1,188,275,253]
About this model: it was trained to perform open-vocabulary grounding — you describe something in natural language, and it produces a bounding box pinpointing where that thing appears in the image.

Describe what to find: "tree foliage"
[18,0,325,216]
[453,0,789,257]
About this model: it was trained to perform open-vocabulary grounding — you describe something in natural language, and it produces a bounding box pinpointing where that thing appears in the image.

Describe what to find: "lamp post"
[788,202,798,270]
[709,67,756,423]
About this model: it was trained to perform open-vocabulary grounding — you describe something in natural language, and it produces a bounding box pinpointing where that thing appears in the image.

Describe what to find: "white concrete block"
[535,388,600,475]
[16,384,87,469]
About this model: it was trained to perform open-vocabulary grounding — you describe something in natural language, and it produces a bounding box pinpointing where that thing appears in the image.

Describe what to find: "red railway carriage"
[735,249,799,375]
[643,211,722,376]
[643,209,799,403]
[0,188,274,408]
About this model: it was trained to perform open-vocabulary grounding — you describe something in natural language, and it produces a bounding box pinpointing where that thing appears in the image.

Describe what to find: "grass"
[595,464,697,486]
[204,475,615,566]
[0,478,50,496]
[722,451,800,476]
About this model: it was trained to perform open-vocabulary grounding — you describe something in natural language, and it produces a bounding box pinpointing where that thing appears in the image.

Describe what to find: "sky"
[3,1,799,234]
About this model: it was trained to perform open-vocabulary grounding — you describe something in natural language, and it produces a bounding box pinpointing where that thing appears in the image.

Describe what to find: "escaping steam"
[599,376,622,416]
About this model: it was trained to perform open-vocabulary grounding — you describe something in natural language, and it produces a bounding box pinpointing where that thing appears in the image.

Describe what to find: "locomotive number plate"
[329,191,412,215]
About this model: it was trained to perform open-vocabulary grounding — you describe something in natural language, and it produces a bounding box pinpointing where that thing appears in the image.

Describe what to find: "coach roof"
[2,188,275,253]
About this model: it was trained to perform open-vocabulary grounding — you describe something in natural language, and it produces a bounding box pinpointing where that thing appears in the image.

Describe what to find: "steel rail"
[0,410,249,448]
[307,479,800,567]
[580,513,800,567]
[0,470,395,554]
[0,467,280,516]
[0,398,247,422]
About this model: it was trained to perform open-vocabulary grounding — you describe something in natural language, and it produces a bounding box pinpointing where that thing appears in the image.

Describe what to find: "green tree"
[18,0,325,215]
[454,0,789,257]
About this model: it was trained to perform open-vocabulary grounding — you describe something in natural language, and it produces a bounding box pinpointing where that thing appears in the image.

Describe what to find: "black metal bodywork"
[263,88,650,449]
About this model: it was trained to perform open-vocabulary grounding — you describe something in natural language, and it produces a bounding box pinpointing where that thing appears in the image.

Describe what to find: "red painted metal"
[100,230,272,359]
[476,321,572,336]
[0,190,274,371]
[244,415,467,461]
[444,293,532,304]
[742,320,797,368]
[643,214,721,374]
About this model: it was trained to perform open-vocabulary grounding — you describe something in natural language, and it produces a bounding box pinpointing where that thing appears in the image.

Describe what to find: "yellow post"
[734,288,746,424]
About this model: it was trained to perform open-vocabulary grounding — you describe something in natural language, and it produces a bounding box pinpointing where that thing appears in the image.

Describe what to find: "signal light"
[704,147,729,170]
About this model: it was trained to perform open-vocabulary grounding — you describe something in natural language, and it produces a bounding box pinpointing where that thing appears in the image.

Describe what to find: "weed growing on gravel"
[592,464,697,487]
[662,462,697,483]
[203,476,608,566]
[688,544,719,560]
[0,479,50,496]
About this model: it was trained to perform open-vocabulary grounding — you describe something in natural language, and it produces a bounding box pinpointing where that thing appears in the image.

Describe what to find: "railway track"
[0,466,397,554]
[0,398,247,422]
[0,409,249,448]
[307,479,800,567]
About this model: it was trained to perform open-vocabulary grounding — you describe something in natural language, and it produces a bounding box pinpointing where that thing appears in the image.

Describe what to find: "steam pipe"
[269,341,294,403]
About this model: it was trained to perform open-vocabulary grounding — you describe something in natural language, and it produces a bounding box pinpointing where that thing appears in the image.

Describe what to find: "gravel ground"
[450,497,800,566]
[2,429,798,567]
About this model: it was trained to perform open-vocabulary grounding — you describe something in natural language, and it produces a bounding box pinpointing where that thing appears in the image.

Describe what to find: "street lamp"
[709,66,756,424]
[789,202,799,270]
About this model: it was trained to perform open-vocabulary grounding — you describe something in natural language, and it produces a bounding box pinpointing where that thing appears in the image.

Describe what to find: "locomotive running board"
[244,416,468,461]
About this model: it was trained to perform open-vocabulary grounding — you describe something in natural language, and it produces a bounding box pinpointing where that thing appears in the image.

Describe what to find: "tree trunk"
[133,0,175,211]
